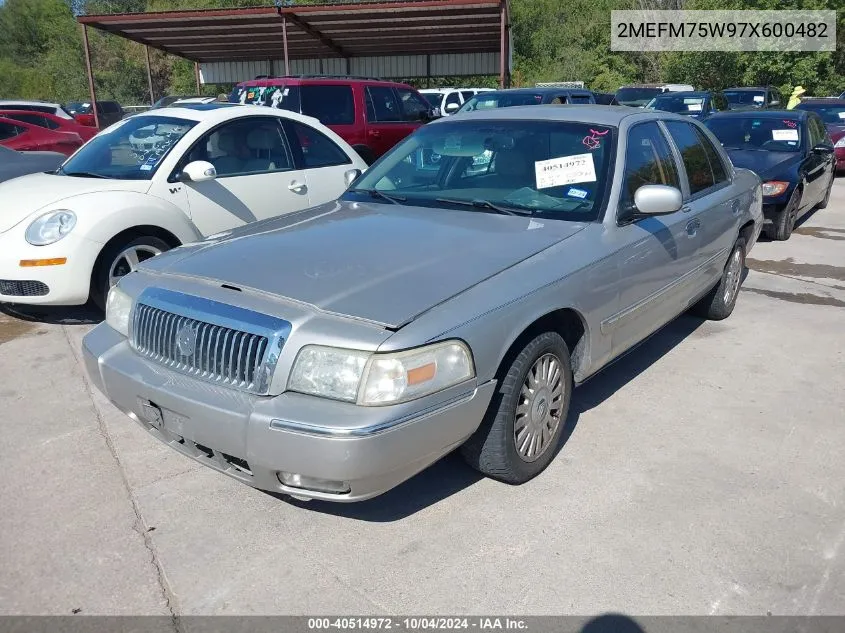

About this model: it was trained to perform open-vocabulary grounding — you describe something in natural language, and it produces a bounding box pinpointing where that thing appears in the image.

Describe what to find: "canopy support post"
[81,24,99,129]
[194,62,201,93]
[282,14,290,76]
[144,45,155,105]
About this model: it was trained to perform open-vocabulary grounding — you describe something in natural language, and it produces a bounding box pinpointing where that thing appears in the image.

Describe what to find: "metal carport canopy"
[77,0,510,85]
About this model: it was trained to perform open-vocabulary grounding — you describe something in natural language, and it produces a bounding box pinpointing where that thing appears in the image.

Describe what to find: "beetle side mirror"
[344,168,362,188]
[180,160,217,183]
[633,185,683,216]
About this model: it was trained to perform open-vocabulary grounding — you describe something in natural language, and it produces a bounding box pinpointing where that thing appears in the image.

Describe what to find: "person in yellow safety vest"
[786,86,806,110]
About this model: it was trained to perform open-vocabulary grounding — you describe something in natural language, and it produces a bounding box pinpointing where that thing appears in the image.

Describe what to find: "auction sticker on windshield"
[535,153,596,189]
[772,129,799,141]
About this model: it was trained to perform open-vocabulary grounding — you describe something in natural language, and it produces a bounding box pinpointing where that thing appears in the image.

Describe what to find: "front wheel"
[461,332,573,484]
[691,237,745,321]
[765,188,800,241]
[91,235,171,310]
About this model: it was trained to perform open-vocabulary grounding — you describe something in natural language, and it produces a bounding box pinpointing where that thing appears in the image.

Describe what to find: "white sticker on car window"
[838,112,845,119]
[535,153,596,189]
[772,129,799,141]
[753,95,765,103]
[566,187,589,199]
[687,103,703,112]
[282,88,290,97]
[683,98,702,104]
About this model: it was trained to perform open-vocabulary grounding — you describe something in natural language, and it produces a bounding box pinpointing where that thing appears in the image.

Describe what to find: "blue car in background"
[705,109,836,240]
[645,91,728,120]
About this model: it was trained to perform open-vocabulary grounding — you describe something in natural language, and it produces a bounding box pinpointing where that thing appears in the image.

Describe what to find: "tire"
[461,332,573,484]
[816,175,834,210]
[691,237,745,321]
[91,235,171,310]
[764,188,800,241]
[352,145,376,166]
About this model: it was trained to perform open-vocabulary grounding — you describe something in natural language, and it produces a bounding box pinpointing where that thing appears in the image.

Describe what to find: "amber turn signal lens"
[19,258,67,267]
[407,362,436,385]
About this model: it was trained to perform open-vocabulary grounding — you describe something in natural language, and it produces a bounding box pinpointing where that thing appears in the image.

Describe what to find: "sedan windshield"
[795,103,845,124]
[60,115,196,180]
[615,88,663,107]
[346,119,615,221]
[706,117,802,152]
[458,93,545,113]
[724,91,766,109]
[646,95,705,114]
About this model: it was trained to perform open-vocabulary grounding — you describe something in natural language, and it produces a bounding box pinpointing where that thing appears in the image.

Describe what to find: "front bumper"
[82,323,497,502]
[0,227,100,305]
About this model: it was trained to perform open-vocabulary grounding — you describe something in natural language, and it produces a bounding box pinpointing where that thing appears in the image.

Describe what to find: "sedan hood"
[725,149,800,181]
[147,200,587,328]
[0,172,150,233]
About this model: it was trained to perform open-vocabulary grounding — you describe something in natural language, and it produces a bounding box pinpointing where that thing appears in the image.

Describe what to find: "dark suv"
[65,100,125,128]
[230,75,435,164]
[723,86,783,110]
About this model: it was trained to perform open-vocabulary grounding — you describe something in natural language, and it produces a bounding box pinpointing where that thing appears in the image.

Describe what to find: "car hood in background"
[724,149,800,181]
[0,172,150,233]
[145,200,588,328]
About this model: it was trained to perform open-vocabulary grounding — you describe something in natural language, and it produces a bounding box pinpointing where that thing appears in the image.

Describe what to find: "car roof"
[434,104,687,126]
[724,87,770,92]
[0,108,62,117]
[476,87,593,96]
[652,91,711,97]
[0,99,61,108]
[236,76,413,89]
[136,103,323,127]
[798,98,845,105]
[707,109,808,120]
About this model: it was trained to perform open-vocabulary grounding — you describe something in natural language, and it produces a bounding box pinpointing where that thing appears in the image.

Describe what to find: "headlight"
[835,137,845,148]
[105,284,133,337]
[288,341,475,406]
[761,181,789,197]
[25,210,77,246]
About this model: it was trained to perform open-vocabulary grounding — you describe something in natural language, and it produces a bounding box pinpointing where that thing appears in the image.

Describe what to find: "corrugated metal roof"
[78,0,506,65]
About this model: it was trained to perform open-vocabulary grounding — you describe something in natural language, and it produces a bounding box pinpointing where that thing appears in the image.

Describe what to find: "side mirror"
[344,168,362,188]
[812,143,835,155]
[444,102,460,115]
[180,160,216,183]
[633,185,683,216]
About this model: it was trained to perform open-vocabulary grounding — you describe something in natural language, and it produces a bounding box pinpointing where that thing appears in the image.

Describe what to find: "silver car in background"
[82,106,762,502]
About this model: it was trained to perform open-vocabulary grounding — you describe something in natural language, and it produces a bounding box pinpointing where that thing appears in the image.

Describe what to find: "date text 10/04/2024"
[307,618,529,631]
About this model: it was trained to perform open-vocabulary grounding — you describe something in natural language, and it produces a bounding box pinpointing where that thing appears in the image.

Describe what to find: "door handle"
[288,181,307,193]
[368,129,381,138]
[685,219,700,237]
[681,205,692,213]
[731,199,741,215]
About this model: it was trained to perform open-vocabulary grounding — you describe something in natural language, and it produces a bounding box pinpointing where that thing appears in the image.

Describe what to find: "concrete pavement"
[1,179,844,617]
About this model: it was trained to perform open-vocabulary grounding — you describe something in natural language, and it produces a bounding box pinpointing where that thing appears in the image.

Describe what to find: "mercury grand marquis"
[82,106,763,502]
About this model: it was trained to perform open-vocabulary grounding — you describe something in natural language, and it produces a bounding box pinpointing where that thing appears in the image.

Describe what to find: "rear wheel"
[691,237,745,321]
[461,332,573,484]
[91,235,171,310]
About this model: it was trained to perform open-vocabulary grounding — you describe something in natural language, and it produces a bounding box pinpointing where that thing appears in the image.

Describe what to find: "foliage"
[0,0,842,106]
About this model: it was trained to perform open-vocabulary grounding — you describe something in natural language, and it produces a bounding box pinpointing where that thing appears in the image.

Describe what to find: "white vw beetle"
[0,103,367,307]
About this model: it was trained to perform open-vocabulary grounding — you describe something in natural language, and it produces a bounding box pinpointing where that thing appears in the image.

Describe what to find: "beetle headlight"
[288,341,474,406]
[105,284,134,337]
[25,210,77,246]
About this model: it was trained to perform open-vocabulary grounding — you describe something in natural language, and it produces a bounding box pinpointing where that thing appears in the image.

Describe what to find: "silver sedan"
[82,105,763,502]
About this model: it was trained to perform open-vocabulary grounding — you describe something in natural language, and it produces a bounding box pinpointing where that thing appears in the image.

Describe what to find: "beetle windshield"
[706,116,802,152]
[60,115,196,180]
[346,119,615,221]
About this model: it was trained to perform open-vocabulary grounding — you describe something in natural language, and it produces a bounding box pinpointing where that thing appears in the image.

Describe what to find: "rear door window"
[0,121,23,140]
[570,95,592,104]
[300,85,355,125]
[5,113,54,129]
[366,86,403,122]
[285,120,351,169]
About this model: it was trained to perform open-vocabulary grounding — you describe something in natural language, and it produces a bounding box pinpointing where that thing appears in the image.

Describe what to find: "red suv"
[229,76,435,164]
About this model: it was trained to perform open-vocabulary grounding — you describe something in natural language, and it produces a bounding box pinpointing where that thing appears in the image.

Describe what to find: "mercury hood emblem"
[176,324,197,357]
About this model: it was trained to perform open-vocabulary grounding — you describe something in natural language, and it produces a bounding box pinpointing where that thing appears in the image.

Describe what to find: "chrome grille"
[132,303,270,393]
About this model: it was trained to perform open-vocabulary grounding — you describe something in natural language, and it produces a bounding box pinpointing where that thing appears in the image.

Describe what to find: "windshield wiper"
[62,170,109,179]
[435,197,536,216]
[352,188,406,205]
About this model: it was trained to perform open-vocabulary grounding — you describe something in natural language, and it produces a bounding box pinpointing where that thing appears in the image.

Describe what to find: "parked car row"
[1,81,838,505]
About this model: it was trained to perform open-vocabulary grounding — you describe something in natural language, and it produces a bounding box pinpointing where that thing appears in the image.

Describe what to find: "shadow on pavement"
[581,614,646,633]
[0,302,102,325]
[280,314,706,522]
